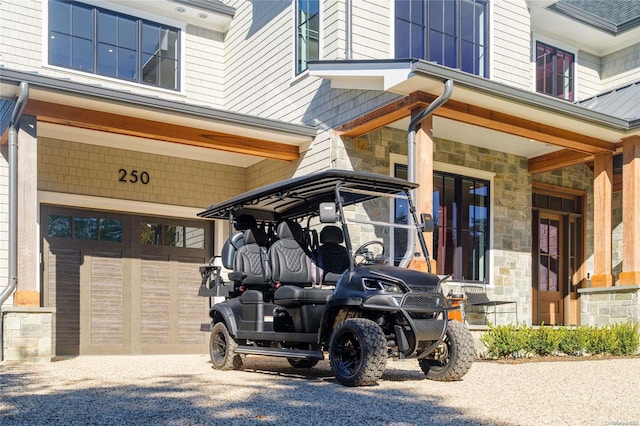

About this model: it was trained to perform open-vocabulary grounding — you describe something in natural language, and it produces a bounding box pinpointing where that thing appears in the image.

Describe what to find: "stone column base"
[2,307,56,362]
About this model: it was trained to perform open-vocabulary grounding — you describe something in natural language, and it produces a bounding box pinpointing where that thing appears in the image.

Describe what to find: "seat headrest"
[320,225,344,244]
[244,228,268,246]
[234,214,256,231]
[277,220,303,241]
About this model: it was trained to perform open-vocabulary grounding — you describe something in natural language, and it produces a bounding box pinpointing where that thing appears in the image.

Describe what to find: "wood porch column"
[15,114,40,306]
[591,152,613,287]
[410,111,435,271]
[619,136,640,286]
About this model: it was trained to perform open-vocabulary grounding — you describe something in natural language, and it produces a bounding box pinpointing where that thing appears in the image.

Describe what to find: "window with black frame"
[395,0,489,77]
[535,41,574,101]
[433,172,489,282]
[48,0,180,90]
[393,166,490,280]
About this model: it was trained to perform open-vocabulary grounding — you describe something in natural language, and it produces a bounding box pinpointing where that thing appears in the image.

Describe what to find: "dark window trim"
[48,0,181,91]
[535,40,575,102]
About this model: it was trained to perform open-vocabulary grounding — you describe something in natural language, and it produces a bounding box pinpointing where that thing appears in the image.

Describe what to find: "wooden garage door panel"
[48,248,81,353]
[140,255,171,345]
[178,257,208,345]
[90,252,124,346]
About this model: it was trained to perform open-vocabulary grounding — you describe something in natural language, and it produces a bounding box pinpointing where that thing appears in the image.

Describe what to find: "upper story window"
[535,41,574,101]
[395,0,489,77]
[296,0,319,74]
[48,0,180,91]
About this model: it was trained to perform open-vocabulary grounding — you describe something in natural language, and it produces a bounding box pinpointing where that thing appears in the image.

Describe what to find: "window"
[296,0,319,74]
[47,214,122,242]
[140,222,205,248]
[433,172,490,282]
[393,163,490,281]
[49,0,180,90]
[395,0,488,77]
[536,41,574,101]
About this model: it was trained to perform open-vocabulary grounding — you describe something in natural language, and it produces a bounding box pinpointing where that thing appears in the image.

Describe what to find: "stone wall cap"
[1,307,57,314]
[578,285,640,294]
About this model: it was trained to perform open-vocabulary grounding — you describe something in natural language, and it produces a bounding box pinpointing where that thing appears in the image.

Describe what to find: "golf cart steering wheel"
[354,241,387,265]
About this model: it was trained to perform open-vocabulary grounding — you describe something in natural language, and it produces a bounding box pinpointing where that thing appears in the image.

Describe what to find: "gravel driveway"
[1,354,639,425]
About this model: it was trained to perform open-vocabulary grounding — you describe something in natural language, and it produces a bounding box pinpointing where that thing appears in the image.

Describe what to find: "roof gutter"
[401,79,453,271]
[0,81,29,361]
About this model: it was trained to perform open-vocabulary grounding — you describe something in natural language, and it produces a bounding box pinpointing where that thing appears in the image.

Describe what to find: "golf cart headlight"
[362,278,404,293]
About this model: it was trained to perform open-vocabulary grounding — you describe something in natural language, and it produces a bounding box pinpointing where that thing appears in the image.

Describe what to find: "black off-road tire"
[329,318,387,386]
[210,322,243,370]
[287,358,320,369]
[419,320,474,381]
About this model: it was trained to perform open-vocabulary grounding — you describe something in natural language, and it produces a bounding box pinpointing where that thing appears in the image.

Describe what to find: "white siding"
[322,0,345,60]
[0,0,43,71]
[351,0,391,59]
[184,24,225,109]
[491,0,531,90]
[576,50,602,101]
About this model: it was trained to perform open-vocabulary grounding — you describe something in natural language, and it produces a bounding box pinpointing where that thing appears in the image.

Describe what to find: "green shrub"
[480,322,639,359]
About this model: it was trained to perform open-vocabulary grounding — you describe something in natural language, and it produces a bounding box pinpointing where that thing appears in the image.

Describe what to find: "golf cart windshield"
[330,186,416,266]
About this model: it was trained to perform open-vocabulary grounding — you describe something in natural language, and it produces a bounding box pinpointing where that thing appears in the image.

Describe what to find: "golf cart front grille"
[402,293,442,309]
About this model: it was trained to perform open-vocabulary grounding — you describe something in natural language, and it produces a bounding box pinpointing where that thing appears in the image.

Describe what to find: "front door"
[535,213,564,325]
[532,193,583,327]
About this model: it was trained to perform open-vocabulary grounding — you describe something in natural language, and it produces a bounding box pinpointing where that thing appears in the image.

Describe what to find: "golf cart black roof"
[198,169,419,221]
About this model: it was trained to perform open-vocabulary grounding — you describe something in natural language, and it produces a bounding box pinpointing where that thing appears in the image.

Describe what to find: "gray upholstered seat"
[315,225,350,282]
[234,228,270,285]
[268,221,315,286]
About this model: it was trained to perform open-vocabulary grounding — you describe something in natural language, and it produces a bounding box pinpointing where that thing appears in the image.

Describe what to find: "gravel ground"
[1,354,639,426]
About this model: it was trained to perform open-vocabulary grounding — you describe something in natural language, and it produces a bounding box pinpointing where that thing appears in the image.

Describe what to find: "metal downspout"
[400,79,453,270]
[0,81,29,361]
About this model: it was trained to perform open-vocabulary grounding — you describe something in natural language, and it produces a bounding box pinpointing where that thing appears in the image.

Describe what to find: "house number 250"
[119,169,150,184]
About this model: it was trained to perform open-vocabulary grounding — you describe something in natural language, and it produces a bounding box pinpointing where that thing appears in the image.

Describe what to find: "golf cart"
[197,169,473,386]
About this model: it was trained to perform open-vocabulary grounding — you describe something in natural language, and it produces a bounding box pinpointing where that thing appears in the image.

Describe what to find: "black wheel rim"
[211,330,227,365]
[426,334,451,371]
[333,328,363,378]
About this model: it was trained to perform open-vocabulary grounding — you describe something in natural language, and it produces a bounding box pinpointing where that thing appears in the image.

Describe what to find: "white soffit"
[389,116,562,159]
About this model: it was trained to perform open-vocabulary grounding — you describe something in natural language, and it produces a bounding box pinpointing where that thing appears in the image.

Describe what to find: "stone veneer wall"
[337,128,532,325]
[579,286,640,327]
[2,308,55,362]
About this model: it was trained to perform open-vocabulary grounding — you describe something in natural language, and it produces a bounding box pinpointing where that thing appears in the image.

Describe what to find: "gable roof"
[548,0,640,34]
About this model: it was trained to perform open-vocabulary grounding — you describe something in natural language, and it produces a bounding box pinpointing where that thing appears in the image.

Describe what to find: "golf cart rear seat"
[274,285,333,308]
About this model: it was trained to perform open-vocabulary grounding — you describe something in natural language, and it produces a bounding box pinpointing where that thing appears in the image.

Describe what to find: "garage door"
[42,205,212,355]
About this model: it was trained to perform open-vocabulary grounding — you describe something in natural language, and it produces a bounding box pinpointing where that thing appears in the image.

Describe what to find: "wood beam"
[338,91,616,155]
[24,100,300,161]
[528,150,594,174]
[592,152,613,287]
[620,136,640,285]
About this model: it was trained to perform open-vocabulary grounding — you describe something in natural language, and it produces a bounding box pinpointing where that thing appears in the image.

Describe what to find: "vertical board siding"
[49,248,81,352]
[177,257,208,345]
[140,256,171,345]
[90,252,124,346]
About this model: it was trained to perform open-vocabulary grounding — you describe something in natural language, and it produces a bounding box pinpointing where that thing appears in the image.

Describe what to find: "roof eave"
[0,68,317,140]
